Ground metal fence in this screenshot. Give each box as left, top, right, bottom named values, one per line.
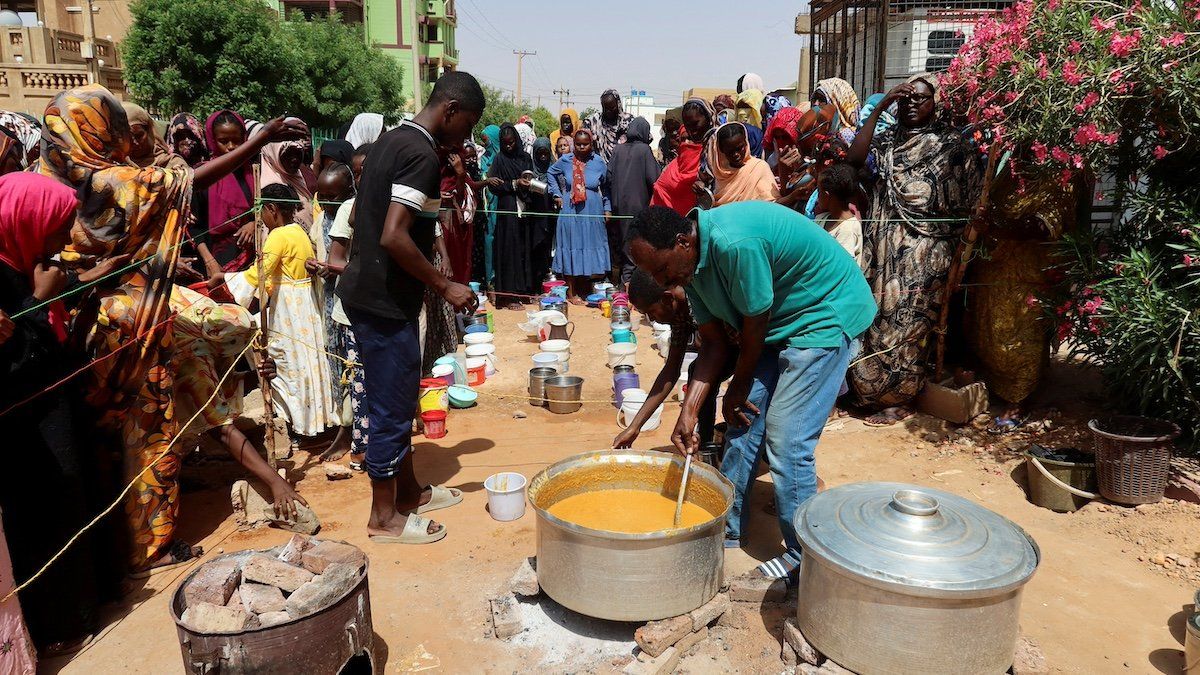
left=808, top=0, right=1013, bottom=100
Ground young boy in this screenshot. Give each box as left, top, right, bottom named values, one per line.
left=815, top=162, right=864, bottom=270
left=336, top=72, right=485, bottom=545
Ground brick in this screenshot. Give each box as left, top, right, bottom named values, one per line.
left=240, top=582, right=286, bottom=614
left=798, top=661, right=852, bottom=675
left=225, top=588, right=244, bottom=611
left=688, top=593, right=730, bottom=631
left=717, top=606, right=751, bottom=628
left=325, top=464, right=353, bottom=480
left=634, top=615, right=692, bottom=658
left=298, top=540, right=366, bottom=575
left=782, top=641, right=798, bottom=667
left=285, top=563, right=359, bottom=618
left=242, top=554, right=314, bottom=592
left=728, top=573, right=786, bottom=603
left=509, top=557, right=539, bottom=597
left=675, top=626, right=708, bottom=655
left=182, top=559, right=241, bottom=608
left=623, top=646, right=680, bottom=675
left=1012, top=636, right=1048, bottom=675
left=490, top=595, right=523, bottom=639
left=181, top=602, right=250, bottom=633
left=277, top=534, right=314, bottom=565
left=258, top=611, right=292, bottom=628
left=784, top=618, right=824, bottom=666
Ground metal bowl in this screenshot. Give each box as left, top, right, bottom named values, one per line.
left=527, top=450, right=734, bottom=621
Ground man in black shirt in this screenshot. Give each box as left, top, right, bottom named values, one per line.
left=337, top=72, right=484, bottom=544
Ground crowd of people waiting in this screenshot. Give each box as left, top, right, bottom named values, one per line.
left=0, top=65, right=987, bottom=670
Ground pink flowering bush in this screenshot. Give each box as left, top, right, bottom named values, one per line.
left=945, top=0, right=1200, bottom=441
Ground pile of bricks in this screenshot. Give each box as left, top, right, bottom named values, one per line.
left=178, top=535, right=366, bottom=634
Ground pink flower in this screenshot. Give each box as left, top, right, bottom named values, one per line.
left=1067, top=40, right=1082, bottom=54
left=1164, top=60, right=1181, bottom=72
left=1181, top=229, right=1193, bottom=237
left=1184, top=254, right=1195, bottom=267
left=1153, top=145, right=1169, bottom=160
left=1074, top=91, right=1101, bottom=114
left=1110, top=31, right=1142, bottom=57
left=1024, top=294, right=1039, bottom=309
left=1058, top=168, right=1074, bottom=188
left=1063, top=61, right=1085, bottom=86
left=1051, top=146, right=1071, bottom=164
left=1095, top=191, right=1106, bottom=201
left=1071, top=153, right=1085, bottom=168
left=1091, top=16, right=1116, bottom=31
left=1160, top=32, right=1186, bottom=47
left=1056, top=322, right=1073, bottom=342
left=1031, top=141, right=1048, bottom=163
left=1047, top=0, right=1059, bottom=9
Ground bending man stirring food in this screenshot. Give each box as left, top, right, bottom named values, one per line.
left=626, top=202, right=876, bottom=580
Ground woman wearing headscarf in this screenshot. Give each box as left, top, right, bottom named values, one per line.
left=261, top=138, right=317, bottom=230
left=0, top=110, right=41, bottom=168
left=0, top=173, right=120, bottom=657
left=122, top=102, right=185, bottom=170
left=813, top=77, right=862, bottom=131
left=650, top=98, right=715, bottom=216
left=584, top=89, right=634, bottom=163
left=858, top=93, right=898, bottom=135
left=734, top=89, right=765, bottom=129
left=529, top=137, right=556, bottom=280
left=166, top=113, right=208, bottom=168
left=344, top=112, right=385, bottom=149
left=736, top=73, right=765, bottom=94
left=38, top=85, right=308, bottom=573
left=712, top=95, right=736, bottom=126
left=546, top=129, right=611, bottom=303
left=706, top=122, right=779, bottom=206
left=0, top=127, right=21, bottom=176
left=607, top=117, right=661, bottom=285
left=315, top=139, right=354, bottom=174
left=200, top=110, right=256, bottom=274
left=515, top=122, right=536, bottom=158
left=487, top=124, right=537, bottom=307
left=846, top=74, right=983, bottom=423
left=477, top=124, right=501, bottom=287
left=742, top=123, right=764, bottom=159
left=549, top=108, right=580, bottom=158
left=761, top=93, right=793, bottom=130
left=440, top=142, right=481, bottom=286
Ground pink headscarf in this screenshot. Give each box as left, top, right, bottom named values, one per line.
left=0, top=173, right=79, bottom=341
left=260, top=140, right=315, bottom=228
left=763, top=104, right=811, bottom=155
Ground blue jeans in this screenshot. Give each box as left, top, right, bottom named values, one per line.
left=346, top=307, right=421, bottom=481
left=720, top=336, right=857, bottom=556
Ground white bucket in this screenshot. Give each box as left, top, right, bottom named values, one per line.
left=532, top=352, right=561, bottom=373
left=539, top=339, right=571, bottom=355
left=606, top=343, right=638, bottom=368
left=484, top=472, right=527, bottom=521
left=651, top=321, right=671, bottom=337
left=616, top=388, right=663, bottom=432
left=655, top=332, right=672, bottom=355
left=464, top=332, right=495, bottom=346
left=465, top=343, right=495, bottom=378
left=431, top=363, right=455, bottom=384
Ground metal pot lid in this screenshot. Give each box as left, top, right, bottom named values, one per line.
left=795, top=482, right=1039, bottom=597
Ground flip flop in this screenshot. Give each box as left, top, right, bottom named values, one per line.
left=988, top=414, right=1028, bottom=435
left=369, top=514, right=447, bottom=545
left=129, top=540, right=203, bottom=579
left=416, top=485, right=463, bottom=514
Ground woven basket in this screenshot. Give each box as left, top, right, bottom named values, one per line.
left=1089, top=416, right=1180, bottom=505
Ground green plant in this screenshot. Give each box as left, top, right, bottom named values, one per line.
left=473, top=84, right=556, bottom=139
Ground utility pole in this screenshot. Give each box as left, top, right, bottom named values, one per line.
left=554, top=87, right=571, bottom=111
left=512, top=49, right=536, bottom=107
left=71, top=0, right=99, bottom=84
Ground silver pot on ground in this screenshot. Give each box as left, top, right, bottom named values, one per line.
left=795, top=482, right=1039, bottom=675
left=527, top=450, right=734, bottom=621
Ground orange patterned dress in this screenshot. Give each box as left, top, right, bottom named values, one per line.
left=38, top=85, right=198, bottom=570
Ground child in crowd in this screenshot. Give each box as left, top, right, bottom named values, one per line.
left=214, top=182, right=341, bottom=450
left=815, top=162, right=864, bottom=269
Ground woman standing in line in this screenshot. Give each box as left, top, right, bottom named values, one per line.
left=547, top=129, right=611, bottom=304
left=487, top=124, right=536, bottom=307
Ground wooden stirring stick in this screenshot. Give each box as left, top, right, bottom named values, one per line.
left=674, top=453, right=693, bottom=528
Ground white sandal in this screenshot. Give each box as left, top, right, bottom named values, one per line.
left=369, top=514, right=447, bottom=544
left=416, top=485, right=463, bottom=514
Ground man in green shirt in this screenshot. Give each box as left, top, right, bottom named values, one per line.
left=628, top=202, right=876, bottom=579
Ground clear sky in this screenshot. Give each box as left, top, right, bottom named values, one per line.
left=452, top=0, right=807, bottom=109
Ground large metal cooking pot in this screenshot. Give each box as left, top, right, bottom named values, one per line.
left=527, top=450, right=734, bottom=621
left=795, top=482, right=1039, bottom=675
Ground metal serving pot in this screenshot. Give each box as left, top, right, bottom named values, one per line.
left=795, top=482, right=1040, bottom=675
left=527, top=450, right=734, bottom=621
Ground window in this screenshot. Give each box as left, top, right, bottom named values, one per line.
left=925, top=55, right=954, bottom=72
left=927, top=29, right=965, bottom=54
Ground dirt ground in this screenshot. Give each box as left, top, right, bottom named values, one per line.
left=45, top=304, right=1198, bottom=674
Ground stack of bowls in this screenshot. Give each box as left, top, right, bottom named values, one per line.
left=539, top=339, right=571, bottom=374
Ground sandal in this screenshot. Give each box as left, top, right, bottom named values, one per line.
left=130, top=540, right=203, bottom=579
left=369, top=514, right=447, bottom=545
left=416, top=485, right=463, bottom=515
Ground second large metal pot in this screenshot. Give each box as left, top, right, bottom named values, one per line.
left=795, top=482, right=1040, bottom=675
left=527, top=450, right=734, bottom=621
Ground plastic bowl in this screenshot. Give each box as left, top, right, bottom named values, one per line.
left=464, top=332, right=495, bottom=346
left=448, top=384, right=478, bottom=408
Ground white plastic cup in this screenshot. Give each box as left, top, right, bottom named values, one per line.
left=484, top=472, right=527, bottom=521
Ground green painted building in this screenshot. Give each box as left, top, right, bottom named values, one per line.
left=266, top=0, right=458, bottom=105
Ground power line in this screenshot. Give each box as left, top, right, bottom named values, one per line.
left=458, top=0, right=516, bottom=50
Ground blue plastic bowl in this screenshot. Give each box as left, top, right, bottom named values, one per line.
left=448, top=385, right=478, bottom=408
left=464, top=324, right=489, bottom=334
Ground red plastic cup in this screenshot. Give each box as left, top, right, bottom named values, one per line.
left=421, top=410, right=447, bottom=439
